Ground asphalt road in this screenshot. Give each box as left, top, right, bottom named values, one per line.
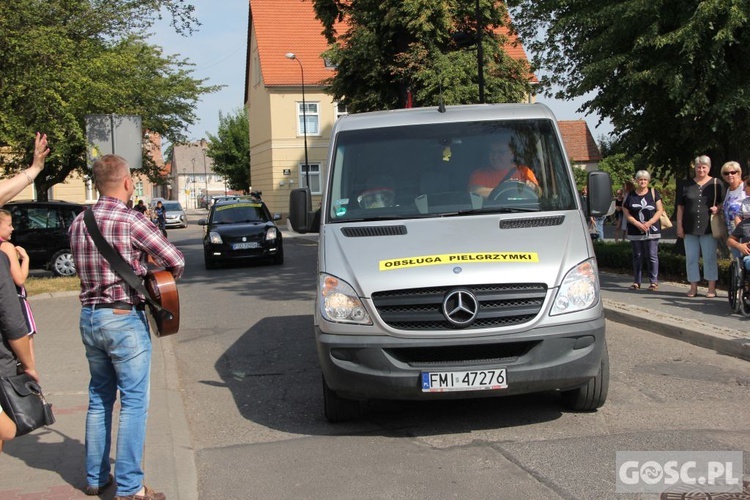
left=167, top=221, right=749, bottom=500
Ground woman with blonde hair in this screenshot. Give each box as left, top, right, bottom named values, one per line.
left=720, top=161, right=746, bottom=258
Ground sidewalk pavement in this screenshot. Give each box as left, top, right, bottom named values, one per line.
left=1, top=240, right=747, bottom=498
left=0, top=293, right=197, bottom=500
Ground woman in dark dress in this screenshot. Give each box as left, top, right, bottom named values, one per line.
left=623, top=171, right=664, bottom=291
left=676, top=155, right=724, bottom=298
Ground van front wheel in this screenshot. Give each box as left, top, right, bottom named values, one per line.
left=322, top=375, right=361, bottom=422
left=561, top=344, right=609, bottom=411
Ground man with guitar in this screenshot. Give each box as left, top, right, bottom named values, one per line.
left=69, top=155, right=184, bottom=500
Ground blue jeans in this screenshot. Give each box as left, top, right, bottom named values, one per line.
left=631, top=239, right=659, bottom=285
left=744, top=255, right=750, bottom=272
left=683, top=233, right=718, bottom=283
left=80, top=307, right=151, bottom=497
left=595, top=216, right=605, bottom=240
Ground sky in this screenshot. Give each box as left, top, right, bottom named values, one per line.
left=149, top=1, right=614, bottom=145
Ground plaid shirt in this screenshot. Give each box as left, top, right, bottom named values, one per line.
left=69, top=196, right=185, bottom=306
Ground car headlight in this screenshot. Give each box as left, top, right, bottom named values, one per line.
left=265, top=227, right=278, bottom=241
left=319, top=274, right=372, bottom=325
left=208, top=231, right=223, bottom=244
left=550, top=258, right=599, bottom=316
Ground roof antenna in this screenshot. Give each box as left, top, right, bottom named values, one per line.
left=438, top=79, right=446, bottom=113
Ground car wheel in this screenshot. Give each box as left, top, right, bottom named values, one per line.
left=272, top=248, right=284, bottom=265
left=560, top=342, right=609, bottom=411
left=50, top=250, right=77, bottom=277
left=322, top=375, right=361, bottom=422
left=204, top=254, right=217, bottom=270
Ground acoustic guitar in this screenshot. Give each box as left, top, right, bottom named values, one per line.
left=144, top=269, right=180, bottom=337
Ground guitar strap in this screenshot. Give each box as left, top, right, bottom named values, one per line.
left=83, top=209, right=173, bottom=320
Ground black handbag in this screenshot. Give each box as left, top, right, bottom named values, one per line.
left=0, top=373, right=55, bottom=436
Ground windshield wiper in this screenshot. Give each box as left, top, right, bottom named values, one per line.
left=334, top=215, right=407, bottom=223
left=447, top=206, right=540, bottom=216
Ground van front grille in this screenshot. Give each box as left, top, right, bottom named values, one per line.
left=384, top=341, right=538, bottom=367
left=371, top=283, right=547, bottom=330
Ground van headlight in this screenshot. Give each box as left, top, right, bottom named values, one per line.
left=319, top=274, right=372, bottom=325
left=550, top=258, right=599, bottom=315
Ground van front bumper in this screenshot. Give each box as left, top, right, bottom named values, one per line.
left=316, top=316, right=606, bottom=401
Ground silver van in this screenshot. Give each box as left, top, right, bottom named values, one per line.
left=289, top=103, right=612, bottom=421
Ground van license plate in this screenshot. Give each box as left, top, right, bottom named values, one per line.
left=232, top=242, right=259, bottom=250
left=421, top=369, right=507, bottom=392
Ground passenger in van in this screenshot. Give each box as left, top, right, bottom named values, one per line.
left=357, top=175, right=396, bottom=209
left=468, top=139, right=540, bottom=199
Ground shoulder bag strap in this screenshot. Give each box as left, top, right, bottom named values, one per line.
left=83, top=209, right=164, bottom=313
left=713, top=177, right=719, bottom=206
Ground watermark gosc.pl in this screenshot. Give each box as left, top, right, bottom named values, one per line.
left=616, top=451, right=743, bottom=493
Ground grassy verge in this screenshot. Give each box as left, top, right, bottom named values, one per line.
left=25, top=276, right=80, bottom=296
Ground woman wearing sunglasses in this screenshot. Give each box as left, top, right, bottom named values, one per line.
left=721, top=161, right=747, bottom=258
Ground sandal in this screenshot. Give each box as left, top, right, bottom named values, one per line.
left=686, top=289, right=697, bottom=298
left=629, top=283, right=640, bottom=290
left=648, top=283, right=658, bottom=291
left=706, top=290, right=717, bottom=298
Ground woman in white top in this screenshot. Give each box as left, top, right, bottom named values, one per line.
left=720, top=161, right=746, bottom=258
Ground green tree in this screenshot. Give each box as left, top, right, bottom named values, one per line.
left=205, top=108, right=251, bottom=193
left=507, top=0, right=750, bottom=179
left=312, top=0, right=533, bottom=112
left=0, top=0, right=219, bottom=200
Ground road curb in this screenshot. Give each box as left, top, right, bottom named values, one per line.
left=603, top=299, right=750, bottom=361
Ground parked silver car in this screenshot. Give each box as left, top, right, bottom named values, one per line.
left=149, top=199, right=187, bottom=228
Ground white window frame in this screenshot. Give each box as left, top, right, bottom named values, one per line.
left=297, top=102, right=320, bottom=136
left=299, top=163, right=322, bottom=195
left=334, top=101, right=348, bottom=121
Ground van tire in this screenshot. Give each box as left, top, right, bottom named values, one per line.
left=322, top=375, right=361, bottom=422
left=561, top=343, right=609, bottom=411
left=50, top=250, right=77, bottom=277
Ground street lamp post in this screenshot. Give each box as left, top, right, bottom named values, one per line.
left=201, top=143, right=209, bottom=206
left=191, top=158, right=197, bottom=209
left=285, top=52, right=311, bottom=190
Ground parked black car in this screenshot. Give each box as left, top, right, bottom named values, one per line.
left=5, top=200, right=87, bottom=277
left=199, top=199, right=283, bottom=269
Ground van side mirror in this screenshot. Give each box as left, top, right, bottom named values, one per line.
left=586, top=171, right=612, bottom=217
left=289, top=188, right=320, bottom=233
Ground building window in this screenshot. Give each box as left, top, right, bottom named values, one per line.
left=300, top=163, right=322, bottom=195
left=135, top=181, right=144, bottom=197
left=297, top=102, right=319, bottom=135
left=335, top=102, right=348, bottom=121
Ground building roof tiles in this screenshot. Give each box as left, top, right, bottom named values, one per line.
left=558, top=120, right=603, bottom=163
left=249, top=0, right=533, bottom=87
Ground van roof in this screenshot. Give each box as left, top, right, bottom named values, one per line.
left=333, top=103, right=557, bottom=133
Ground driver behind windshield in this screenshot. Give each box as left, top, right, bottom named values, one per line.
left=468, top=138, right=539, bottom=198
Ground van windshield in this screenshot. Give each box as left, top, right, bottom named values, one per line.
left=327, top=119, right=578, bottom=222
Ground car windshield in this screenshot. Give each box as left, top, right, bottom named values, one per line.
left=326, top=119, right=578, bottom=222
left=211, top=203, right=268, bottom=224
left=163, top=202, right=183, bottom=211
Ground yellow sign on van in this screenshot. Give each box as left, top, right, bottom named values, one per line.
left=379, top=252, right=539, bottom=271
